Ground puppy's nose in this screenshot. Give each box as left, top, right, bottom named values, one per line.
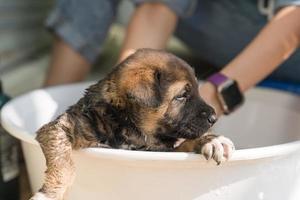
left=208, top=114, right=217, bottom=125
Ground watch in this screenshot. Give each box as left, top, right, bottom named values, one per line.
left=207, top=73, right=244, bottom=115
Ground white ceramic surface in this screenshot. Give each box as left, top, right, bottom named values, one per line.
left=1, top=82, right=300, bottom=200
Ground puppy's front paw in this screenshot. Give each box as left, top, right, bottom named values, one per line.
left=196, top=135, right=235, bottom=165
left=30, top=192, right=53, bottom=200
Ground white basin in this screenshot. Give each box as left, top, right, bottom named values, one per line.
left=1, top=82, right=300, bottom=200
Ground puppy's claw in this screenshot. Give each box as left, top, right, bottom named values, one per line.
left=201, top=143, right=213, bottom=160
left=212, top=138, right=224, bottom=164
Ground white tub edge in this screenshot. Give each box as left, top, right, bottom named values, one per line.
left=2, top=109, right=300, bottom=163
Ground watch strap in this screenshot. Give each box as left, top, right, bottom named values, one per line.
left=207, top=73, right=228, bottom=86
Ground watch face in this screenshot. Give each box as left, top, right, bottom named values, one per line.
left=219, top=80, right=244, bottom=113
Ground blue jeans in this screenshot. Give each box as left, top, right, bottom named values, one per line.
left=46, top=0, right=300, bottom=83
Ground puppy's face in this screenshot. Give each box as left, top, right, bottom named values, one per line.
left=103, top=49, right=216, bottom=140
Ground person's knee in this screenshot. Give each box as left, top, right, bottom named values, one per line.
left=46, top=0, right=120, bottom=63
left=137, top=2, right=175, bottom=17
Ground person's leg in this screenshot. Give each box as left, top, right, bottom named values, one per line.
left=119, top=2, right=177, bottom=62
left=44, top=0, right=120, bottom=87
left=44, top=37, right=91, bottom=86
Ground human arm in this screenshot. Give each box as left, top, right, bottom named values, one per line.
left=200, top=6, right=300, bottom=116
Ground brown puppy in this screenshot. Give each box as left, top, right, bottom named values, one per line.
left=30, top=49, right=234, bottom=200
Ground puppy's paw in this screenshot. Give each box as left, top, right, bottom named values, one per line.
left=30, top=192, right=53, bottom=200
left=196, top=135, right=235, bottom=165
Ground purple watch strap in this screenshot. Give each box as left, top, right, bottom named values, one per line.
left=207, top=73, right=228, bottom=86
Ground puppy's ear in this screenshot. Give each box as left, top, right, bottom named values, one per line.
left=125, top=69, right=162, bottom=107
left=85, top=76, right=126, bottom=108
left=101, top=78, right=126, bottom=107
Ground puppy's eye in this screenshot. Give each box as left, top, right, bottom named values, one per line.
left=175, top=96, right=186, bottom=101
left=174, top=91, right=188, bottom=102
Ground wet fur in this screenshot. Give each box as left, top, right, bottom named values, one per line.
left=32, top=49, right=228, bottom=200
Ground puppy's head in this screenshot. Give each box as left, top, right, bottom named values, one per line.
left=99, top=49, right=216, bottom=140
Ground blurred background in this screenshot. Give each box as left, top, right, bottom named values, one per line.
left=0, top=0, right=52, bottom=96
left=0, top=0, right=204, bottom=98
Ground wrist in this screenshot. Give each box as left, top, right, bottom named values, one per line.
left=206, top=72, right=244, bottom=115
